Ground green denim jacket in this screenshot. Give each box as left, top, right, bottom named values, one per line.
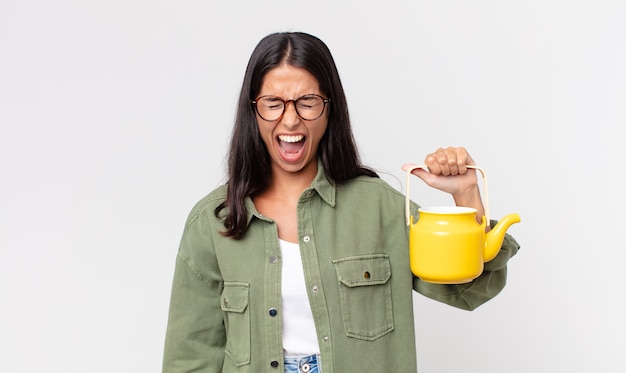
left=163, top=162, right=520, bottom=372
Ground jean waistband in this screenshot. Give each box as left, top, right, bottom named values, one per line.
left=284, top=354, right=320, bottom=373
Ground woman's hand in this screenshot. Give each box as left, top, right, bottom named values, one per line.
left=403, top=147, right=487, bottom=224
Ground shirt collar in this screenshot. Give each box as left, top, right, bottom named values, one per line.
left=309, top=158, right=336, bottom=207
left=246, top=159, right=336, bottom=224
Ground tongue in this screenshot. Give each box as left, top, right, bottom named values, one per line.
left=281, top=139, right=304, bottom=153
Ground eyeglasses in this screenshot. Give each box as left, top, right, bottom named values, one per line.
left=252, top=94, right=330, bottom=121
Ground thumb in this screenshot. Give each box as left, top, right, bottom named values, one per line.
left=402, top=163, right=432, bottom=183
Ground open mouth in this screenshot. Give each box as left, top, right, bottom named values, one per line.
left=278, top=134, right=306, bottom=160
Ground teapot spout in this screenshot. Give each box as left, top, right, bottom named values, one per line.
left=484, top=213, right=521, bottom=262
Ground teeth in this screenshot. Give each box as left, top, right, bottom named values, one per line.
left=278, top=135, right=304, bottom=143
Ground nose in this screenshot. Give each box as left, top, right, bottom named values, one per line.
left=281, top=100, right=300, bottom=127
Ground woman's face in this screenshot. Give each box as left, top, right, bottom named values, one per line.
left=255, top=64, right=329, bottom=179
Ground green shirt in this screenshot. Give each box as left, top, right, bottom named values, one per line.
left=163, top=162, right=520, bottom=372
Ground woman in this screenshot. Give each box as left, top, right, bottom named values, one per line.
left=163, top=31, right=519, bottom=373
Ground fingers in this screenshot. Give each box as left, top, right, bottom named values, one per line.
left=424, top=147, right=473, bottom=176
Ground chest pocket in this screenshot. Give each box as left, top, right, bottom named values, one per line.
left=332, top=254, right=394, bottom=341
left=220, top=282, right=250, bottom=366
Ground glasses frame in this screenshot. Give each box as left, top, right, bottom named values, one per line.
left=252, top=94, right=331, bottom=122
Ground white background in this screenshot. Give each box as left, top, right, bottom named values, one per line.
left=1, top=1, right=624, bottom=372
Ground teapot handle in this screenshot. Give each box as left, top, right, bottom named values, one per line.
left=404, top=164, right=489, bottom=226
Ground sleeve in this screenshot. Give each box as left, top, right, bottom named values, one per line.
left=162, top=208, right=226, bottom=372
left=413, top=221, right=521, bottom=311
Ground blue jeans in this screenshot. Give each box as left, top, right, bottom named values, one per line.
left=284, top=354, right=321, bottom=373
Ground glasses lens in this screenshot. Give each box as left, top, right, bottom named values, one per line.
left=256, top=96, right=285, bottom=121
left=295, top=95, right=324, bottom=120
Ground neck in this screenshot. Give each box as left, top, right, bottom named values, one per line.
left=265, top=162, right=318, bottom=199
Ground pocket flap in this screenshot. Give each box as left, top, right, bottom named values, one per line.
left=333, top=254, right=391, bottom=287
left=221, top=282, right=249, bottom=313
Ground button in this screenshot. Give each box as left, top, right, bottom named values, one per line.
left=312, top=285, right=319, bottom=292
left=301, top=363, right=311, bottom=372
left=323, top=336, right=329, bottom=342
left=269, top=255, right=278, bottom=264
left=364, top=271, right=371, bottom=279
left=303, top=236, right=310, bottom=242
left=269, top=308, right=278, bottom=317
left=270, top=360, right=279, bottom=368
left=223, top=299, right=229, bottom=306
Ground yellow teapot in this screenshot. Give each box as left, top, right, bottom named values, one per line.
left=404, top=164, right=521, bottom=284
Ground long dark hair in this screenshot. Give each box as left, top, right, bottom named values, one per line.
left=216, top=32, right=377, bottom=239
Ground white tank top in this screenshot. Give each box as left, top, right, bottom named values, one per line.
left=279, top=239, right=320, bottom=354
